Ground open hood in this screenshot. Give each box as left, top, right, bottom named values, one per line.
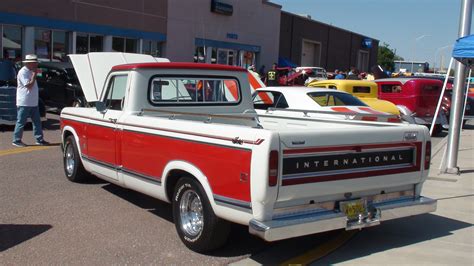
left=69, top=52, right=170, bottom=102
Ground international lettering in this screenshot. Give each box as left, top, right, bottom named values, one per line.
left=290, top=150, right=412, bottom=173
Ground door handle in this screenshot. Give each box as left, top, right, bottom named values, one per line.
left=109, top=118, right=117, bottom=123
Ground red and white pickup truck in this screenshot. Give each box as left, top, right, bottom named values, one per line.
left=60, top=53, right=436, bottom=252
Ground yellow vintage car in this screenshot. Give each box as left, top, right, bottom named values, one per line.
left=307, top=79, right=400, bottom=115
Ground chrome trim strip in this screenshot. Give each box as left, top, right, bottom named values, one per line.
left=283, top=147, right=414, bottom=158
left=82, top=155, right=118, bottom=170
left=214, top=194, right=252, bottom=211
left=121, top=168, right=162, bottom=185
left=249, top=196, right=437, bottom=242
left=282, top=163, right=413, bottom=180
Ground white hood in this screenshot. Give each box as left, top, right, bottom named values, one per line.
left=69, top=52, right=170, bottom=102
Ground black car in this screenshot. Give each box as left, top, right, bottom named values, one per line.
left=0, top=60, right=46, bottom=125
left=37, top=62, right=86, bottom=110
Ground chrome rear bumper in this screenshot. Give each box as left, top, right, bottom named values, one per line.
left=249, top=196, right=437, bottom=242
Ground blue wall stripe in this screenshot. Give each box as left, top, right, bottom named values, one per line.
left=0, top=11, right=166, bottom=41
left=195, top=38, right=260, bottom=53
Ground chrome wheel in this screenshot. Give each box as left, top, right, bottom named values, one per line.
left=65, top=142, right=75, bottom=176
left=179, top=190, right=204, bottom=237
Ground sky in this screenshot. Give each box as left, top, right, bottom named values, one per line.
left=271, top=0, right=473, bottom=69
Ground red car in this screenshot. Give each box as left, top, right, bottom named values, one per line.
left=375, top=78, right=449, bottom=134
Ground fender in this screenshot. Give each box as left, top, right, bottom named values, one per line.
left=162, top=160, right=214, bottom=204
left=161, top=160, right=253, bottom=225
left=61, top=125, right=86, bottom=166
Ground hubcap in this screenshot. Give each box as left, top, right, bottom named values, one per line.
left=65, top=143, right=75, bottom=176
left=179, top=190, right=204, bottom=237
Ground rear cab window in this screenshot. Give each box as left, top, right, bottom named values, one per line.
left=149, top=76, right=240, bottom=105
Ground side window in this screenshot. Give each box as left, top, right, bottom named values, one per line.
left=328, top=85, right=337, bottom=90
left=105, top=75, right=128, bottom=111
left=381, top=84, right=402, bottom=93
left=353, top=86, right=371, bottom=93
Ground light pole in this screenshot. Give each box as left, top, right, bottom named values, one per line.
left=411, top=34, right=431, bottom=73
left=434, top=44, right=454, bottom=73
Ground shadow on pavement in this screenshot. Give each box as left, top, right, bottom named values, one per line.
left=0, top=224, right=52, bottom=252
left=101, top=184, right=173, bottom=223
left=319, top=213, right=472, bottom=264
left=100, top=182, right=337, bottom=259
left=43, top=117, right=60, bottom=130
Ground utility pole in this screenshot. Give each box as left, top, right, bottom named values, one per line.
left=444, top=0, right=472, bottom=174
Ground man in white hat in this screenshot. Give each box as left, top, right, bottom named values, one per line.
left=12, top=54, right=49, bottom=147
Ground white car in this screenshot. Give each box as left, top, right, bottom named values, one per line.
left=253, top=86, right=401, bottom=122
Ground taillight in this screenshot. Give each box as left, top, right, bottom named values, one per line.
left=269, top=150, right=279, bottom=187
left=425, top=141, right=431, bottom=170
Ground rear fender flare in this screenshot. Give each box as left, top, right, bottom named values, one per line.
left=161, top=160, right=216, bottom=209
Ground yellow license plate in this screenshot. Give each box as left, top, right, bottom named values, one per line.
left=340, top=199, right=367, bottom=220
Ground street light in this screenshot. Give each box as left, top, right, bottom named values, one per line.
left=411, top=34, right=431, bottom=73
left=434, top=44, right=454, bottom=73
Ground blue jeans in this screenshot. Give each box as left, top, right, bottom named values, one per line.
left=13, top=106, right=44, bottom=143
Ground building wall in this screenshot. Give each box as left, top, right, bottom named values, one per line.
left=0, top=0, right=167, bottom=34
left=279, top=11, right=379, bottom=72
left=166, top=0, right=281, bottom=68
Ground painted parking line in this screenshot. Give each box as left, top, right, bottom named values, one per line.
left=0, top=146, right=55, bottom=157
left=281, top=230, right=357, bottom=265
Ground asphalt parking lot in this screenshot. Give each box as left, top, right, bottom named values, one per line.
left=0, top=114, right=471, bottom=264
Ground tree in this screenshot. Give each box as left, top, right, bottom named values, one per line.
left=377, top=43, right=402, bottom=72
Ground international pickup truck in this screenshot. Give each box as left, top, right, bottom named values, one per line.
left=60, top=53, right=436, bottom=252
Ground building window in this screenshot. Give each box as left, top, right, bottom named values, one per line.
left=35, top=29, right=69, bottom=62
left=112, top=37, right=125, bottom=52
left=193, top=46, right=205, bottom=63
left=76, top=33, right=103, bottom=54
left=89, top=35, right=103, bottom=52
left=113, top=37, right=137, bottom=53
left=1, top=24, right=22, bottom=62
left=76, top=33, right=88, bottom=54
left=211, top=48, right=217, bottom=64
left=143, top=40, right=163, bottom=57
left=125, top=38, right=137, bottom=53
left=240, top=51, right=255, bottom=69
left=52, top=31, right=68, bottom=62
left=35, top=28, right=51, bottom=61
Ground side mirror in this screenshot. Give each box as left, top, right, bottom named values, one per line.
left=96, top=102, right=107, bottom=113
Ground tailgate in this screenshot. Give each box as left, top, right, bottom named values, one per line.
left=276, top=125, right=427, bottom=203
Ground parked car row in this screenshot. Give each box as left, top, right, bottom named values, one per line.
left=305, top=77, right=474, bottom=135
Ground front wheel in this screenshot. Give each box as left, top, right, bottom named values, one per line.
left=172, top=177, right=230, bottom=252
left=63, top=135, right=91, bottom=182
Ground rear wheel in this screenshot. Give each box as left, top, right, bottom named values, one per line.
left=63, top=135, right=91, bottom=182
left=172, top=177, right=230, bottom=252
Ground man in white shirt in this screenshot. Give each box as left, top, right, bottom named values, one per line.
left=12, top=54, right=49, bottom=147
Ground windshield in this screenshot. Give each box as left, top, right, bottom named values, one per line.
left=308, top=91, right=367, bottom=107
